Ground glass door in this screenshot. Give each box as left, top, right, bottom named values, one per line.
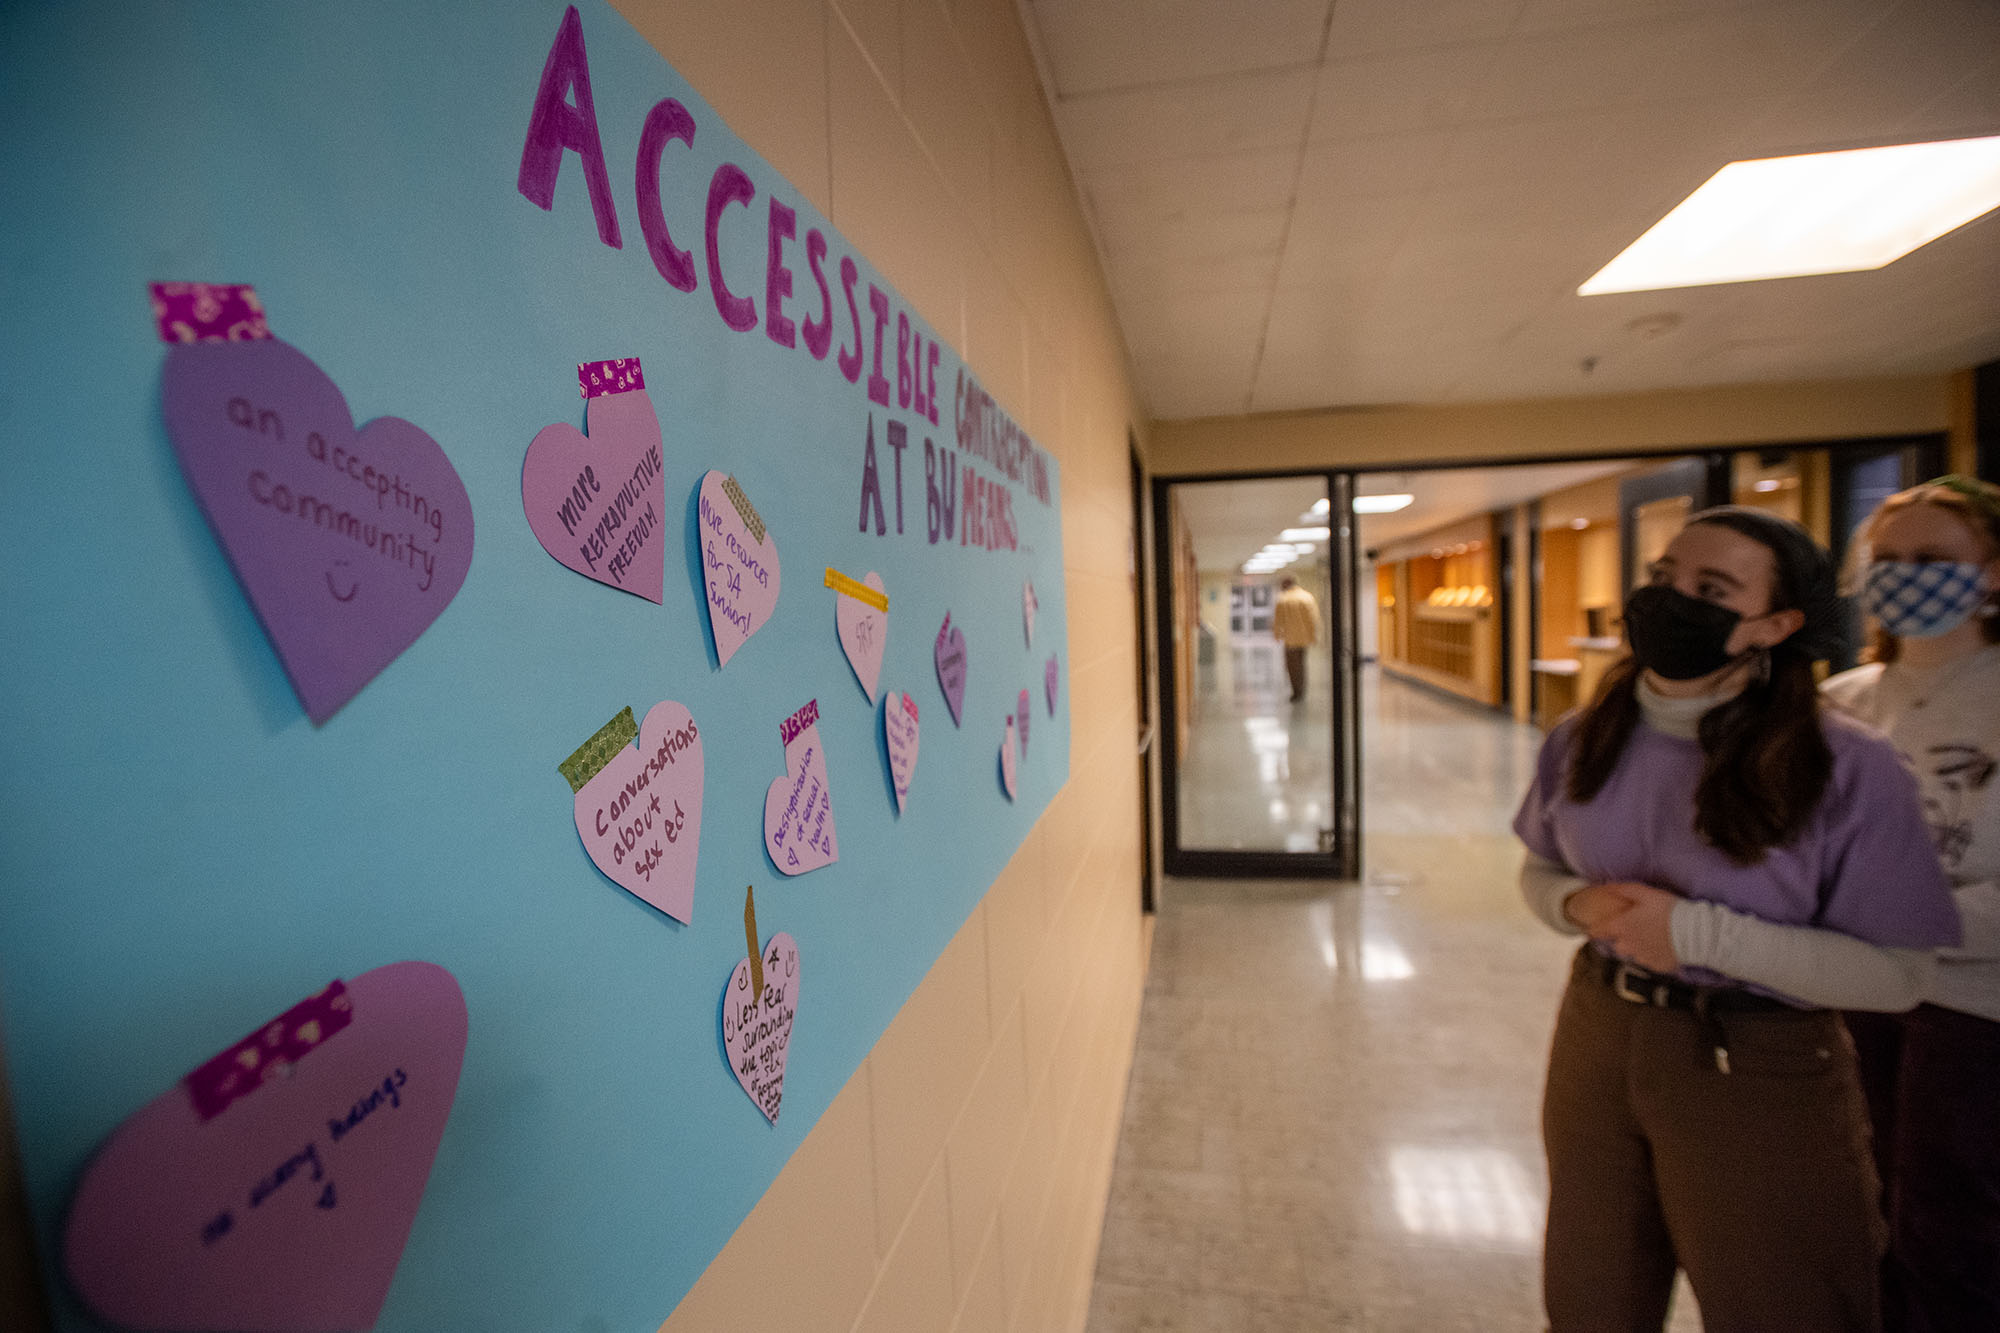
left=1153, top=472, right=1353, bottom=877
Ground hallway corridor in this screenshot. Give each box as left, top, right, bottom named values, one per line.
left=1087, top=669, right=1700, bottom=1331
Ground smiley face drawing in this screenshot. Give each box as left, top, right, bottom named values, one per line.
left=325, top=559, right=359, bottom=603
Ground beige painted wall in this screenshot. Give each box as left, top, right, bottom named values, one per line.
left=604, top=2, right=1152, bottom=1331
left=1149, top=375, right=1953, bottom=476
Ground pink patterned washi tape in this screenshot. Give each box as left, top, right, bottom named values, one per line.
left=578, top=357, right=645, bottom=398
left=148, top=282, right=271, bottom=344
left=901, top=694, right=919, bottom=722
left=182, top=979, right=354, bottom=1122
left=779, top=699, right=821, bottom=747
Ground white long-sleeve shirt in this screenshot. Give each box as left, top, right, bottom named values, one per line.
left=1823, top=645, right=2000, bottom=1023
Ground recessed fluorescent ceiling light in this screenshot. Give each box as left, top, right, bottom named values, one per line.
left=1579, top=135, right=2000, bottom=295
left=1353, top=494, right=1414, bottom=514
left=1281, top=526, right=1332, bottom=542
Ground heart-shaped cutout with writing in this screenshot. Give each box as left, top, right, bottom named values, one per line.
left=697, top=470, right=780, bottom=667
left=1024, top=579, right=1037, bottom=646
left=765, top=700, right=839, bottom=876
left=162, top=339, right=474, bottom=725
left=721, top=932, right=800, bottom=1123
left=523, top=388, right=665, bottom=602
left=1045, top=656, right=1060, bottom=715
left=574, top=701, right=704, bottom=924
left=836, top=571, right=887, bottom=702
left=883, top=691, right=920, bottom=814
left=1000, top=716, right=1018, bottom=800
left=1017, top=688, right=1031, bottom=755
left=64, top=961, right=468, bottom=1332
left=934, top=613, right=967, bottom=727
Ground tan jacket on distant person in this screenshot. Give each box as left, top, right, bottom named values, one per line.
left=1273, top=584, right=1320, bottom=647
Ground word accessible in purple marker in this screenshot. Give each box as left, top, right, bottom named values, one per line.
left=564, top=701, right=704, bottom=924
left=883, top=691, right=920, bottom=814
left=721, top=932, right=800, bottom=1123
left=64, top=963, right=467, bottom=1332
left=697, top=470, right=780, bottom=667
left=765, top=700, right=838, bottom=875
left=523, top=358, right=664, bottom=602
left=159, top=310, right=473, bottom=725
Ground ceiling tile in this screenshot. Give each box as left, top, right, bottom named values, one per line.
left=1293, top=129, right=1456, bottom=201
left=1052, top=67, right=1316, bottom=172
left=1324, top=0, right=1527, bottom=57
left=1092, top=204, right=1290, bottom=262
left=1084, top=148, right=1301, bottom=223
left=1310, top=42, right=1510, bottom=140
left=1109, top=248, right=1280, bottom=302
left=1028, top=0, right=1332, bottom=97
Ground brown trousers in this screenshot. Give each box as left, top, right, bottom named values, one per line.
left=1542, top=947, right=1884, bottom=1333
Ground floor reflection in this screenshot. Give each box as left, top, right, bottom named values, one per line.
left=1090, top=669, right=1704, bottom=1331
left=1178, top=641, right=1331, bottom=852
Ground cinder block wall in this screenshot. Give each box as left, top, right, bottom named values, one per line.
left=604, top=2, right=1153, bottom=1329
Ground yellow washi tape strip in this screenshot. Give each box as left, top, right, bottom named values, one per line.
left=823, top=567, right=888, bottom=613
left=557, top=706, right=638, bottom=793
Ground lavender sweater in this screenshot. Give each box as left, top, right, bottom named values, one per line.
left=1516, top=701, right=1960, bottom=995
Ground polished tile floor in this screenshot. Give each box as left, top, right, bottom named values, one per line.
left=1088, top=667, right=1703, bottom=1331
left=1175, top=641, right=1335, bottom=853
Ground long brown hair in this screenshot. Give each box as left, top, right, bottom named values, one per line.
left=1566, top=517, right=1835, bottom=865
left=1853, top=477, right=2000, bottom=663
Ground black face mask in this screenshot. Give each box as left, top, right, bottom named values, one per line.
left=1622, top=584, right=1743, bottom=681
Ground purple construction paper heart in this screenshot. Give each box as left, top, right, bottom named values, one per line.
left=1017, top=689, right=1031, bottom=755
left=934, top=613, right=967, bottom=727
left=765, top=701, right=838, bottom=876
left=720, top=932, right=799, bottom=1123
left=1000, top=716, right=1018, bottom=800
left=64, top=962, right=467, bottom=1332
left=161, top=338, right=473, bottom=724
left=835, top=571, right=886, bottom=703
left=1045, top=655, right=1060, bottom=716
left=574, top=700, right=703, bottom=923
left=697, top=470, right=780, bottom=667
left=523, top=388, right=665, bottom=602
left=883, top=691, right=920, bottom=814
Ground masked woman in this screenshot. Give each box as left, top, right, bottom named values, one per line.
left=1514, top=507, right=1959, bottom=1333
left=1823, top=475, right=2000, bottom=1333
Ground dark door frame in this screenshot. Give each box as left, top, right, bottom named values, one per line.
left=1151, top=469, right=1354, bottom=879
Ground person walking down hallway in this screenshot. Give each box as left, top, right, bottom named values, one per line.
left=1825, top=475, right=2000, bottom=1333
left=1273, top=575, right=1320, bottom=703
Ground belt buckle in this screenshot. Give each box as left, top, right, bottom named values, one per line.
left=1611, top=963, right=1661, bottom=1006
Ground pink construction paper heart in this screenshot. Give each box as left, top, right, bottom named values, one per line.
left=934, top=613, right=967, bottom=727
left=1016, top=688, right=1031, bottom=755
left=835, top=571, right=887, bottom=703
left=573, top=701, right=704, bottom=924
left=1000, top=716, right=1018, bottom=800
left=1045, top=656, right=1060, bottom=716
left=161, top=338, right=474, bottom=725
left=697, top=470, right=780, bottom=667
left=765, top=701, right=838, bottom=876
left=720, top=932, right=800, bottom=1124
left=883, top=691, right=920, bottom=814
left=1023, top=579, right=1037, bottom=646
left=63, top=962, right=468, bottom=1332
left=522, top=387, right=665, bottom=602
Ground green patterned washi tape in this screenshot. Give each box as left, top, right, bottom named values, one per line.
left=558, top=706, right=638, bottom=793
left=721, top=475, right=766, bottom=544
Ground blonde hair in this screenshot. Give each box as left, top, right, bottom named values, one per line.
left=1850, top=475, right=2000, bottom=662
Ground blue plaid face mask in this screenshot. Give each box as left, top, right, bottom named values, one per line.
left=1863, top=560, right=1988, bottom=638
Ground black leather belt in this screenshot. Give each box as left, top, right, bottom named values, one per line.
left=1587, top=950, right=1789, bottom=1015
